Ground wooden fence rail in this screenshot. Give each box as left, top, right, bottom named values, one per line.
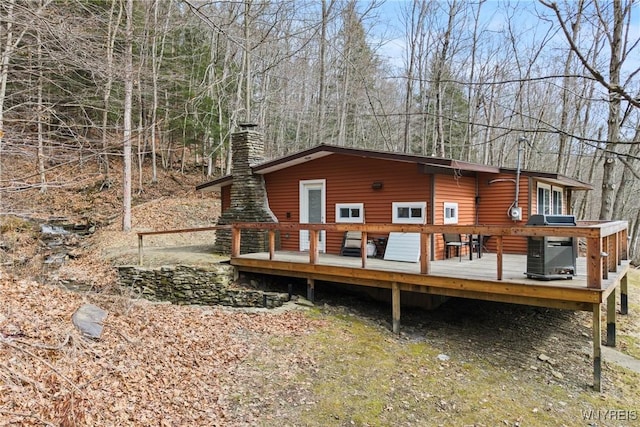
left=137, top=226, right=230, bottom=266
left=231, top=221, right=629, bottom=290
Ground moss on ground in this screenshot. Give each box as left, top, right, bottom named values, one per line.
left=230, top=271, right=640, bottom=427
left=283, top=312, right=640, bottom=427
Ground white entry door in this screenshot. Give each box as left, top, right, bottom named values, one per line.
left=300, top=180, right=326, bottom=252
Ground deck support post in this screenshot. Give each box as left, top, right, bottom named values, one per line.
left=392, top=282, right=400, bottom=334
left=307, top=278, right=315, bottom=303
left=592, top=303, right=602, bottom=392
left=606, top=291, right=616, bottom=347
left=621, top=273, right=628, bottom=315
left=138, top=234, right=143, bottom=266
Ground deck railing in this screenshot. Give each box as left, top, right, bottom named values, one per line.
left=137, top=225, right=230, bottom=266
left=230, top=221, right=629, bottom=290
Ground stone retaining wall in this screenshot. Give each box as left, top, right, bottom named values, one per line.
left=117, top=264, right=288, bottom=309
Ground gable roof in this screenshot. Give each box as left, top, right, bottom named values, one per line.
left=196, top=144, right=593, bottom=192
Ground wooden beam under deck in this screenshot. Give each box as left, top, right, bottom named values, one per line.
left=232, top=253, right=627, bottom=306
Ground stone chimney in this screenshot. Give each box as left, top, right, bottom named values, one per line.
left=214, top=125, right=276, bottom=254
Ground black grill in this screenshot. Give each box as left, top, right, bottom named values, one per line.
left=526, top=214, right=577, bottom=280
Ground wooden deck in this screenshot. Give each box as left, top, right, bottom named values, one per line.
left=137, top=220, right=631, bottom=391
left=227, top=221, right=631, bottom=392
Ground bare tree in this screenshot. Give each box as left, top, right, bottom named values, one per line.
left=541, top=0, right=640, bottom=220
left=122, top=0, right=133, bottom=231
left=100, top=0, right=123, bottom=180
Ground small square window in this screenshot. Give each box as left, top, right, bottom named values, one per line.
left=444, top=202, right=458, bottom=224
left=392, top=202, right=426, bottom=224
left=336, top=203, right=364, bottom=223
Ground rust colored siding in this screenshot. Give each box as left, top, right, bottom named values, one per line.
left=221, top=186, right=231, bottom=211
left=433, top=174, right=477, bottom=259
left=477, top=172, right=529, bottom=254
left=264, top=154, right=431, bottom=254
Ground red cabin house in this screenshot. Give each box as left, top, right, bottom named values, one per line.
left=196, top=128, right=592, bottom=260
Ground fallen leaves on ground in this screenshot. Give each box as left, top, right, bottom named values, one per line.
left=0, top=277, right=322, bottom=426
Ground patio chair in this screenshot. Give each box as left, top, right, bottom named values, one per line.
left=340, top=231, right=362, bottom=257
left=443, top=233, right=469, bottom=262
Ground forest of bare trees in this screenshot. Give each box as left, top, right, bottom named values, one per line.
left=0, top=1, right=639, bottom=253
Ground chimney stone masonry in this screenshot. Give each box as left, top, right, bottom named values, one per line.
left=214, top=126, right=276, bottom=254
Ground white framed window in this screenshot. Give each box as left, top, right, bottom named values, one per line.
left=537, top=183, right=563, bottom=215
left=335, top=203, right=364, bottom=223
left=443, top=202, right=458, bottom=224
left=552, top=189, right=563, bottom=215
left=392, top=201, right=426, bottom=224
left=537, top=183, right=551, bottom=215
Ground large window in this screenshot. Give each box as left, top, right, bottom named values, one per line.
left=443, top=202, right=458, bottom=224
left=335, top=203, right=364, bottom=223
left=537, top=183, right=563, bottom=215
left=392, top=202, right=426, bottom=224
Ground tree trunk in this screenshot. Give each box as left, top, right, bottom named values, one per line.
left=0, top=0, right=16, bottom=208
left=556, top=0, right=583, bottom=175
left=36, top=21, right=46, bottom=192
left=598, top=1, right=624, bottom=220
left=101, top=0, right=122, bottom=178
left=122, top=0, right=133, bottom=231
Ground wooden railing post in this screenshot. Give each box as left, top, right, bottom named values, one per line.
left=619, top=229, right=628, bottom=262
left=420, top=232, right=430, bottom=274
left=309, top=229, right=318, bottom=264
left=607, top=233, right=618, bottom=273
left=268, top=229, right=275, bottom=260
left=231, top=226, right=241, bottom=257
left=495, top=236, right=503, bottom=280
left=602, top=236, right=609, bottom=280
left=586, top=237, right=602, bottom=289
left=361, top=231, right=368, bottom=268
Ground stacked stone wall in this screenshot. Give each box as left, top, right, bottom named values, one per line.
left=117, top=265, right=288, bottom=309
left=214, top=129, right=276, bottom=254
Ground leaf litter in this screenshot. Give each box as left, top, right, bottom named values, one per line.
left=0, top=276, right=323, bottom=426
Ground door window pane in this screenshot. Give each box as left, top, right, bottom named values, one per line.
left=308, top=189, right=321, bottom=223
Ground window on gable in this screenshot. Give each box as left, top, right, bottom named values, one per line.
left=335, top=203, right=364, bottom=223
left=444, top=202, right=458, bottom=224
left=392, top=202, right=426, bottom=224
